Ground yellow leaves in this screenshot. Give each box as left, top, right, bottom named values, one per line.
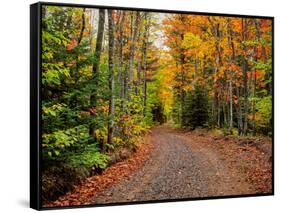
left=100, top=105, right=109, bottom=113
left=155, top=66, right=174, bottom=115
left=113, top=137, right=123, bottom=145
left=87, top=105, right=109, bottom=116
left=183, top=85, right=193, bottom=92
left=43, top=103, right=66, bottom=116
left=209, top=90, right=214, bottom=97
left=95, top=128, right=108, bottom=142
left=182, top=32, right=202, bottom=50
left=78, top=66, right=92, bottom=79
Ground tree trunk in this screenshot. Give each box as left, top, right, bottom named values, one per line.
left=222, top=92, right=227, bottom=126
left=243, top=59, right=249, bottom=136
left=89, top=9, right=105, bottom=138
left=136, top=24, right=144, bottom=96
left=136, top=59, right=142, bottom=96
left=227, top=18, right=234, bottom=132
left=255, top=20, right=268, bottom=64
left=242, top=19, right=249, bottom=136
left=92, top=9, right=105, bottom=78
left=252, top=46, right=258, bottom=136
left=217, top=98, right=221, bottom=127
left=128, top=12, right=140, bottom=94
left=75, top=8, right=86, bottom=77
left=235, top=86, right=243, bottom=135
left=209, top=18, right=223, bottom=127
left=77, top=8, right=85, bottom=45
left=180, top=54, right=185, bottom=127
left=229, top=76, right=233, bottom=130
left=117, top=12, right=124, bottom=96
left=107, top=9, right=115, bottom=149
left=88, top=9, right=95, bottom=50
left=142, top=13, right=149, bottom=116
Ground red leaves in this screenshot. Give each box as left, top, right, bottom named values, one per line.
left=247, top=70, right=265, bottom=79
left=44, top=140, right=154, bottom=207
left=66, top=39, right=78, bottom=51
left=247, top=167, right=272, bottom=192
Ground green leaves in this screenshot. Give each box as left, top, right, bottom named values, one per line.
left=66, top=144, right=109, bottom=169
left=256, top=96, right=272, bottom=127
left=42, top=65, right=70, bottom=86
left=42, top=125, right=91, bottom=159
left=42, top=102, right=80, bottom=133
left=42, top=69, right=61, bottom=85
left=181, top=86, right=209, bottom=128
left=42, top=31, right=68, bottom=46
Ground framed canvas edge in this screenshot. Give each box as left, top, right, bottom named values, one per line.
left=30, top=1, right=275, bottom=210
left=30, top=2, right=43, bottom=210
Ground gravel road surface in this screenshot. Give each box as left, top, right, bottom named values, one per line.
left=92, top=126, right=253, bottom=204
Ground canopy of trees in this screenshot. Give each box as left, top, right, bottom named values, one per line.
left=41, top=6, right=272, bottom=202
left=162, top=15, right=272, bottom=136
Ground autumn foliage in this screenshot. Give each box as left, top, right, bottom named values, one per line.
left=41, top=5, right=272, bottom=205
left=162, top=15, right=272, bottom=135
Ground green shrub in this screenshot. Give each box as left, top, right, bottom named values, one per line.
left=66, top=144, right=109, bottom=169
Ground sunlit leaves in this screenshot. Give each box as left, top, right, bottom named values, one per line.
left=256, top=96, right=272, bottom=128
left=42, top=67, right=70, bottom=86
left=42, top=125, right=91, bottom=158
left=43, top=103, right=67, bottom=117
left=182, top=32, right=202, bottom=50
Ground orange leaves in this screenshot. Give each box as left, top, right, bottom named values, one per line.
left=88, top=107, right=97, bottom=115
left=260, top=19, right=272, bottom=34
left=250, top=47, right=262, bottom=63
left=258, top=81, right=266, bottom=88
left=44, top=140, right=154, bottom=207
left=162, top=13, right=271, bottom=119
left=230, top=18, right=243, bottom=33
left=233, top=95, right=239, bottom=105
left=213, top=75, right=219, bottom=84
left=228, top=63, right=240, bottom=71
left=80, top=111, right=91, bottom=117
left=100, top=105, right=109, bottom=113
left=248, top=70, right=265, bottom=79
left=66, top=39, right=78, bottom=51
left=87, top=105, right=109, bottom=116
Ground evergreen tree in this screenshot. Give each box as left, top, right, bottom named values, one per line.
left=182, top=86, right=209, bottom=128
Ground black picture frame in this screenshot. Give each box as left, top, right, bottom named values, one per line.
left=30, top=1, right=274, bottom=210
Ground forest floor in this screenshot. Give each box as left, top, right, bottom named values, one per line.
left=45, top=125, right=272, bottom=207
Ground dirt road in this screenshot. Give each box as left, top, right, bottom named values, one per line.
left=92, top=126, right=259, bottom=204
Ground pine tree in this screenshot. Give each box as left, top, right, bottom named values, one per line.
left=182, top=86, right=209, bottom=128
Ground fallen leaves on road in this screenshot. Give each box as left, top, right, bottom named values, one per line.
left=180, top=129, right=272, bottom=194
left=44, top=138, right=154, bottom=208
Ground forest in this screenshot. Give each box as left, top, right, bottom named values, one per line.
left=41, top=5, right=272, bottom=206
